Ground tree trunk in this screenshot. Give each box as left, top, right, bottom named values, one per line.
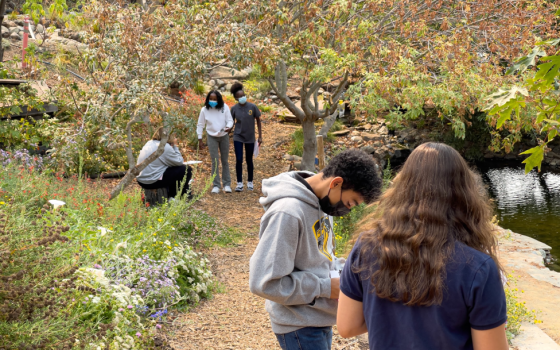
left=0, top=0, right=6, bottom=62
left=301, top=118, right=317, bottom=172
left=319, top=111, right=338, bottom=139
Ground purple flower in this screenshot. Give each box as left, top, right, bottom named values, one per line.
left=118, top=308, right=124, bottom=312
left=156, top=324, right=162, bottom=329
left=136, top=332, right=142, bottom=337
left=127, top=305, right=133, bottom=309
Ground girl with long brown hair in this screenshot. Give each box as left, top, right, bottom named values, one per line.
left=337, top=142, right=508, bottom=350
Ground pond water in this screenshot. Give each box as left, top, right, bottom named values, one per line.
left=476, top=161, right=560, bottom=272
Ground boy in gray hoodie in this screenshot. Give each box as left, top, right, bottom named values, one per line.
left=249, top=149, right=382, bottom=350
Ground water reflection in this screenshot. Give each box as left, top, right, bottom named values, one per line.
left=479, top=163, right=560, bottom=272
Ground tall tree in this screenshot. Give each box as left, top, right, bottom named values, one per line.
left=0, top=0, right=6, bottom=62
left=52, top=0, right=243, bottom=199
left=229, top=0, right=558, bottom=171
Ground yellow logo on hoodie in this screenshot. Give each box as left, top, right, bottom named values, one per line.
left=312, top=217, right=334, bottom=261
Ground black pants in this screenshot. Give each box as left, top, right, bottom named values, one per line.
left=234, top=141, right=254, bottom=183
left=138, top=165, right=192, bottom=198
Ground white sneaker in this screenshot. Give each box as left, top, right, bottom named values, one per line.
left=247, top=181, right=254, bottom=191
left=235, top=182, right=244, bottom=192
left=211, top=186, right=220, bottom=194
left=224, top=185, right=232, bottom=193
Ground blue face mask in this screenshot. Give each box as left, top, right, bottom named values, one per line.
left=208, top=101, right=218, bottom=108
left=238, top=96, right=247, bottom=105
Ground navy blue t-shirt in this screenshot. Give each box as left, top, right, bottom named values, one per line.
left=340, top=240, right=507, bottom=350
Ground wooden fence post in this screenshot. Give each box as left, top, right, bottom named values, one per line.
left=317, top=135, right=325, bottom=170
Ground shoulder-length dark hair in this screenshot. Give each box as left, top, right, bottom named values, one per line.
left=354, top=142, right=502, bottom=306
left=204, top=90, right=225, bottom=110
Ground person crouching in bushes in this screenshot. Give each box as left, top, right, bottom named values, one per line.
left=230, top=82, right=262, bottom=192
left=197, top=90, right=234, bottom=194
left=337, top=142, right=508, bottom=350
left=136, top=127, right=192, bottom=200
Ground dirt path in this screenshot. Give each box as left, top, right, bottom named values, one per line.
left=166, top=116, right=367, bottom=349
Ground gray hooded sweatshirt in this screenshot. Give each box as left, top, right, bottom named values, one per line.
left=249, top=171, right=344, bottom=334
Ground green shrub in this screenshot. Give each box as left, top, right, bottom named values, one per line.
left=505, top=276, right=540, bottom=343
left=193, top=80, right=206, bottom=96
left=0, top=156, right=227, bottom=348
left=289, top=128, right=304, bottom=156
left=258, top=104, right=274, bottom=113
left=244, top=79, right=271, bottom=96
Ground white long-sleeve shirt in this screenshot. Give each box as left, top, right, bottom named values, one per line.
left=197, top=105, right=234, bottom=139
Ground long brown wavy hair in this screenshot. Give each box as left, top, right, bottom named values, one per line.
left=355, top=142, right=502, bottom=306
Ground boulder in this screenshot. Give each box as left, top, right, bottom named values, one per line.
left=351, top=130, right=361, bottom=136
left=332, top=129, right=351, bottom=136
left=351, top=136, right=363, bottom=143
left=9, top=32, right=21, bottom=40
left=208, top=79, right=216, bottom=86
left=362, top=133, right=384, bottom=142
left=361, top=145, right=376, bottom=154
left=377, top=126, right=389, bottom=135
left=215, top=79, right=225, bottom=88
left=36, top=24, right=44, bottom=33
left=14, top=20, right=24, bottom=26
left=225, top=83, right=232, bottom=92
left=3, top=21, right=17, bottom=28
left=209, top=66, right=249, bottom=80
left=1, top=26, right=9, bottom=38
left=9, top=26, right=19, bottom=34
left=363, top=123, right=372, bottom=130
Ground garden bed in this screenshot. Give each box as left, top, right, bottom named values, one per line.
left=0, top=151, right=232, bottom=349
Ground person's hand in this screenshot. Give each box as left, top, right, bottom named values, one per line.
left=224, top=127, right=233, bottom=133
left=198, top=139, right=205, bottom=149
left=168, top=135, right=177, bottom=146
left=330, top=278, right=340, bottom=299
left=258, top=137, right=263, bottom=145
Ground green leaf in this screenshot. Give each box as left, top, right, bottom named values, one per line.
left=520, top=145, right=545, bottom=173
left=506, top=46, right=546, bottom=74
left=548, top=129, right=557, bottom=141
left=534, top=57, right=560, bottom=86
left=484, top=86, right=528, bottom=109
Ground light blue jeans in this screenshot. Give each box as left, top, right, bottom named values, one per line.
left=275, top=326, right=333, bottom=350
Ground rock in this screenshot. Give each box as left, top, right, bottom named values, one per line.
left=364, top=123, right=372, bottom=130
left=361, top=145, right=376, bottom=154
left=220, top=86, right=225, bottom=92
left=225, top=83, right=232, bottom=92
left=295, top=87, right=302, bottom=93
left=208, top=79, right=216, bottom=86
left=332, top=130, right=351, bottom=136
left=377, top=126, right=389, bottom=135
left=351, top=136, right=363, bottom=143
left=362, top=133, right=384, bottom=142
left=9, top=32, right=21, bottom=40
left=17, top=26, right=23, bottom=32
left=3, top=21, right=17, bottom=28
left=36, top=24, right=44, bottom=33
left=270, top=95, right=278, bottom=100
left=318, top=88, right=324, bottom=94
left=215, top=79, right=225, bottom=88
left=351, top=131, right=361, bottom=136
left=209, top=66, right=249, bottom=80
left=373, top=141, right=384, bottom=148
left=15, top=20, right=24, bottom=26
left=1, top=26, right=9, bottom=38
left=9, top=27, right=19, bottom=34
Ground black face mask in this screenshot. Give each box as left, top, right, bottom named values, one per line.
left=319, top=188, right=351, bottom=217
